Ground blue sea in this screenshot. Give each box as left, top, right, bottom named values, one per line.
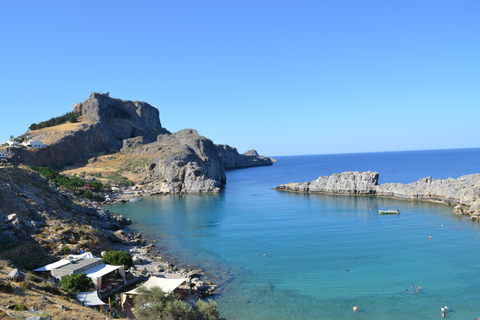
left=109, top=148, right=480, bottom=319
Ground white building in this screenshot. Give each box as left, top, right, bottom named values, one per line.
left=6, top=139, right=18, bottom=146
left=22, top=139, right=46, bottom=148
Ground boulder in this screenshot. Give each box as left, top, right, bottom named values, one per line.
left=8, top=268, right=25, bottom=281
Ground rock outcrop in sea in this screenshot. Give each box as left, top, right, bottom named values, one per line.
left=275, top=171, right=480, bottom=219
left=2, top=92, right=273, bottom=193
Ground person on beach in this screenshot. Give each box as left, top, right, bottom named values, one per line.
left=353, top=305, right=358, bottom=312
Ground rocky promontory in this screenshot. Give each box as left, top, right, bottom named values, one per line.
left=2, top=92, right=273, bottom=194
left=275, top=171, right=480, bottom=219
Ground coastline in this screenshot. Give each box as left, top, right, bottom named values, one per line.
left=275, top=171, right=480, bottom=219
left=110, top=224, right=219, bottom=303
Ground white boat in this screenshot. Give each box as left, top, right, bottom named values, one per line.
left=378, top=209, right=400, bottom=214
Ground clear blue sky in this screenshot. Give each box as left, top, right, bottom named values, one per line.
left=1, top=1, right=478, bottom=156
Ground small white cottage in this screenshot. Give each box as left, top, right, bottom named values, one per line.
left=22, top=140, right=46, bottom=148
left=6, top=139, right=18, bottom=146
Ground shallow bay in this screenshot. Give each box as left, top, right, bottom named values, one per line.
left=109, top=148, right=480, bottom=319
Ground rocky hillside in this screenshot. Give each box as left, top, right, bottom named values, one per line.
left=0, top=260, right=108, bottom=320
left=0, top=166, right=131, bottom=270
left=1, top=92, right=273, bottom=193
left=275, top=171, right=480, bottom=219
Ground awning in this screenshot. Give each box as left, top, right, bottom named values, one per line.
left=84, top=264, right=121, bottom=278
left=76, top=291, right=107, bottom=306
left=126, top=277, right=188, bottom=294
left=33, top=260, right=71, bottom=272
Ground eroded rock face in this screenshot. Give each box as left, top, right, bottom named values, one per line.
left=276, top=171, right=379, bottom=194
left=7, top=93, right=166, bottom=167
left=121, top=129, right=226, bottom=193
left=216, top=145, right=274, bottom=169
left=73, top=93, right=162, bottom=130
left=275, top=172, right=480, bottom=218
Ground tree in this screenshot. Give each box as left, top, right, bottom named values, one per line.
left=133, top=286, right=223, bottom=320
left=59, top=273, right=93, bottom=293
left=102, top=250, right=134, bottom=269
left=196, top=299, right=222, bottom=320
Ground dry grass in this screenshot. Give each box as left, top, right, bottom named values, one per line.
left=27, top=117, right=95, bottom=146
left=0, top=260, right=116, bottom=319
left=61, top=152, right=155, bottom=185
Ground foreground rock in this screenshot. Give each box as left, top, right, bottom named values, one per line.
left=0, top=167, right=130, bottom=269
left=275, top=171, right=480, bottom=218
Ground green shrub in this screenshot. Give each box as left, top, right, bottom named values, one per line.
left=106, top=174, right=134, bottom=186
left=29, top=166, right=104, bottom=194
left=134, top=286, right=223, bottom=320
left=103, top=251, right=134, bottom=269
left=19, top=281, right=31, bottom=290
left=0, top=282, right=13, bottom=293
left=29, top=111, right=80, bottom=131
left=59, top=273, right=93, bottom=293
left=13, top=303, right=27, bottom=311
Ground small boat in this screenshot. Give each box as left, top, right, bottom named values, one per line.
left=378, top=209, right=400, bottom=214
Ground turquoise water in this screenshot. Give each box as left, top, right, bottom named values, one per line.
left=109, top=148, right=480, bottom=319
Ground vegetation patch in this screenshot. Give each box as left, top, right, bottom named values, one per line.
left=59, top=273, right=94, bottom=293
left=106, top=174, right=133, bottom=186
left=102, top=250, right=134, bottom=269
left=29, top=111, right=80, bottom=131
left=30, top=166, right=105, bottom=200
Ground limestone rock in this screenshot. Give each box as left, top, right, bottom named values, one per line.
left=216, top=145, right=273, bottom=169
left=7, top=92, right=165, bottom=167
left=276, top=172, right=480, bottom=218
left=276, top=171, right=378, bottom=195
left=8, top=268, right=25, bottom=281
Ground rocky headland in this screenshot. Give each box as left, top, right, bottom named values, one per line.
left=275, top=171, right=480, bottom=219
left=1, top=92, right=274, bottom=194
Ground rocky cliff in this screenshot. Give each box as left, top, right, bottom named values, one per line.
left=0, top=166, right=131, bottom=269
left=275, top=171, right=480, bottom=219
left=119, top=129, right=226, bottom=193
left=3, top=93, right=273, bottom=193
left=216, top=145, right=274, bottom=169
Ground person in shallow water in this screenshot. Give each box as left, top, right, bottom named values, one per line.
left=441, top=306, right=447, bottom=317
left=353, top=305, right=358, bottom=312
